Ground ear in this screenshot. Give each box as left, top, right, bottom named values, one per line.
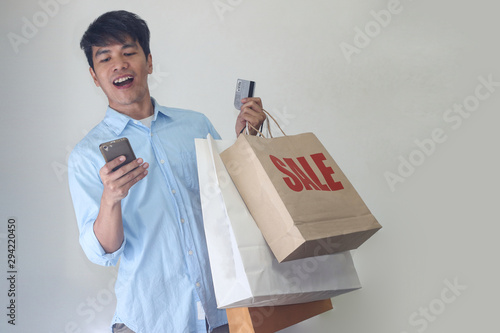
left=147, top=53, right=153, bottom=75
left=89, top=67, right=100, bottom=87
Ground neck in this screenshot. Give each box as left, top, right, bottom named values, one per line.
left=109, top=93, right=154, bottom=120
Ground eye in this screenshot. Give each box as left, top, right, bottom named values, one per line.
left=124, top=52, right=137, bottom=56
left=100, top=57, right=110, bottom=63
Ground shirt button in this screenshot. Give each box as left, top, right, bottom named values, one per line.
left=188, top=250, right=193, bottom=255
left=171, top=189, right=176, bottom=194
left=196, top=282, right=201, bottom=288
left=180, top=218, right=185, bottom=223
left=160, top=159, right=165, bottom=164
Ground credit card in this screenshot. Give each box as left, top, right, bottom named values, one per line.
left=234, top=79, right=255, bottom=110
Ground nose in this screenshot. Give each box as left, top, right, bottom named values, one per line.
left=112, top=55, right=129, bottom=72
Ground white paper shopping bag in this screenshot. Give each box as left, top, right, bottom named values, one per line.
left=195, top=135, right=361, bottom=308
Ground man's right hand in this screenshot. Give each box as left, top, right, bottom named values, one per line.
left=94, top=156, right=149, bottom=253
left=99, top=155, right=149, bottom=204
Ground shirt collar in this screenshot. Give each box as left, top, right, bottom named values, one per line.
left=102, top=97, right=171, bottom=135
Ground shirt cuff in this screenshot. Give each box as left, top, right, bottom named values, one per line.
left=80, top=222, right=126, bottom=266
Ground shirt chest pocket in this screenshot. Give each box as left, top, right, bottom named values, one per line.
left=173, top=151, right=199, bottom=189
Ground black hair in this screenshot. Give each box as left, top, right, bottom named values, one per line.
left=80, top=10, right=151, bottom=69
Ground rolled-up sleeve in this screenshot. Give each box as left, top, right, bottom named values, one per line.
left=68, top=145, right=125, bottom=266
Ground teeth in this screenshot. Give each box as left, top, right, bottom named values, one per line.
left=114, top=76, right=132, bottom=84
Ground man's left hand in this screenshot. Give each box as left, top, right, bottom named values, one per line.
left=235, top=97, right=266, bottom=136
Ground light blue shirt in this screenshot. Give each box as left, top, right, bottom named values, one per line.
left=68, top=98, right=227, bottom=333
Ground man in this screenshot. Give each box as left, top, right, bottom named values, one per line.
left=68, top=10, right=265, bottom=333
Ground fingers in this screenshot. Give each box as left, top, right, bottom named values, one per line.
left=114, top=158, right=146, bottom=181
left=113, top=160, right=149, bottom=188
left=101, top=155, right=127, bottom=176
left=101, top=156, right=143, bottom=178
left=100, top=156, right=149, bottom=202
left=236, top=97, right=266, bottom=135
left=240, top=98, right=263, bottom=120
left=241, top=97, right=262, bottom=109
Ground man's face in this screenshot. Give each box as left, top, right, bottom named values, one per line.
left=90, top=37, right=152, bottom=112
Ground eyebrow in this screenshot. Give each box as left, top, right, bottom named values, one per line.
left=94, top=43, right=138, bottom=58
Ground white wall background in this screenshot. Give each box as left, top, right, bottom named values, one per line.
left=1, top=0, right=499, bottom=332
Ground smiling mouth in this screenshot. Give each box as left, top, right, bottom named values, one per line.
left=113, top=76, right=134, bottom=87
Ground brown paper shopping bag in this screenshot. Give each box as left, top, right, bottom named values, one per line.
left=195, top=136, right=361, bottom=308
left=220, top=132, right=381, bottom=262
left=226, top=299, right=333, bottom=333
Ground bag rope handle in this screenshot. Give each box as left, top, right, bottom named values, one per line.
left=243, top=109, right=287, bottom=138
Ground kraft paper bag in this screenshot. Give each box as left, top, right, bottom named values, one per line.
left=226, top=299, right=333, bottom=333
left=219, top=132, right=381, bottom=262
left=195, top=135, right=361, bottom=308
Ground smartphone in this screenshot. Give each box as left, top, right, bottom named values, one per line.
left=234, top=79, right=255, bottom=110
left=99, top=137, right=136, bottom=172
